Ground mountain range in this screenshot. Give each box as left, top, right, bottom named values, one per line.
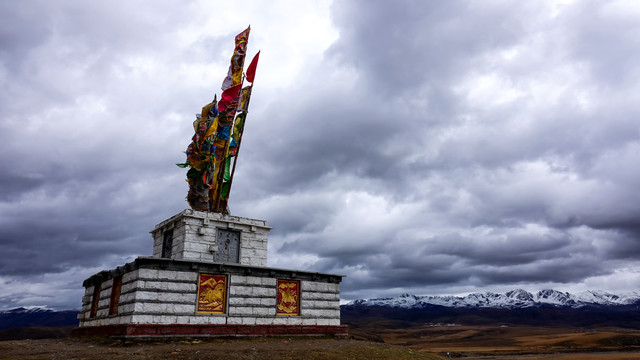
left=1, top=289, right=639, bottom=337
left=348, top=289, right=640, bottom=309
left=0, top=307, right=78, bottom=331
left=342, top=289, right=640, bottom=330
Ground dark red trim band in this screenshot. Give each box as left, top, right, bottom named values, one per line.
left=72, top=324, right=348, bottom=338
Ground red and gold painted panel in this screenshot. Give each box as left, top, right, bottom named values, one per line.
left=196, top=274, right=228, bottom=313
left=109, top=276, right=122, bottom=316
left=277, top=279, right=300, bottom=316
left=89, top=284, right=101, bottom=318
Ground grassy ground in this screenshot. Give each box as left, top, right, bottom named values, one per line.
left=0, top=336, right=446, bottom=360
left=3, top=325, right=640, bottom=359
left=364, top=325, right=640, bottom=359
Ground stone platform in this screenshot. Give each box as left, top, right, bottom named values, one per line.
left=74, top=210, right=346, bottom=338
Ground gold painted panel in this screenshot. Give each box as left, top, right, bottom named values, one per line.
left=277, top=279, right=300, bottom=316
left=197, top=274, right=228, bottom=313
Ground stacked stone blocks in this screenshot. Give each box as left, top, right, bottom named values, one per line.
left=76, top=211, right=346, bottom=337
left=151, top=210, right=269, bottom=267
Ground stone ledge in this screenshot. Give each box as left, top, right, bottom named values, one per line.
left=151, top=210, right=272, bottom=234
left=83, top=257, right=344, bottom=288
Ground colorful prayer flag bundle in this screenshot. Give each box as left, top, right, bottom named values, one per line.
left=178, top=27, right=260, bottom=213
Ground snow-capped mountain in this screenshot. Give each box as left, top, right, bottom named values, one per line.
left=348, top=289, right=640, bottom=309
left=0, top=307, right=79, bottom=330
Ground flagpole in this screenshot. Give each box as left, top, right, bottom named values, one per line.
left=222, top=51, right=259, bottom=212
left=222, top=85, right=253, bottom=211
left=212, top=81, right=246, bottom=213
left=209, top=27, right=251, bottom=213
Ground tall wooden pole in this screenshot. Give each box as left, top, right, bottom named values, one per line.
left=219, top=85, right=253, bottom=212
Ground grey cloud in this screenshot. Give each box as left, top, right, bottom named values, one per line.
left=2, top=0, right=640, bottom=309
left=0, top=172, right=44, bottom=202
left=562, top=0, right=640, bottom=86
left=328, top=1, right=535, bottom=95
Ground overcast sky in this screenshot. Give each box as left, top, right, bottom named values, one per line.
left=2, top=0, right=640, bottom=310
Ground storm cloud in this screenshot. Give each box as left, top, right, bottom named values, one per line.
left=1, top=0, right=640, bottom=309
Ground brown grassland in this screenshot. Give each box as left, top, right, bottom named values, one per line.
left=0, top=336, right=444, bottom=360
left=349, top=324, right=640, bottom=359
left=1, top=325, right=640, bottom=359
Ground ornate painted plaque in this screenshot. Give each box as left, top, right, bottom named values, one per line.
left=277, top=279, right=300, bottom=316
left=197, top=274, right=228, bottom=313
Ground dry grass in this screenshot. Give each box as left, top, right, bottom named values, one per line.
left=3, top=325, right=640, bottom=359
left=0, top=336, right=446, bottom=360
left=367, top=325, right=640, bottom=359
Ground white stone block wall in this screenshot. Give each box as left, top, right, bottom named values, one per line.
left=227, top=275, right=277, bottom=322
left=299, top=280, right=342, bottom=326
left=79, top=262, right=343, bottom=328
left=78, top=286, right=94, bottom=320
left=78, top=277, right=114, bottom=321
left=150, top=210, right=270, bottom=267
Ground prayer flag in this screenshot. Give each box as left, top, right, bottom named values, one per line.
left=183, top=26, right=254, bottom=214
left=246, top=51, right=260, bottom=83
left=221, top=27, right=250, bottom=91
left=218, top=84, right=242, bottom=113
left=221, top=67, right=233, bottom=91
left=238, top=86, right=252, bottom=112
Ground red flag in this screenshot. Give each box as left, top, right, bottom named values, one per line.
left=246, top=51, right=260, bottom=83
left=218, top=84, right=242, bottom=112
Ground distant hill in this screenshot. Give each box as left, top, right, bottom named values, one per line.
left=0, top=307, right=78, bottom=330
left=3, top=289, right=640, bottom=337
left=341, top=289, right=640, bottom=329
